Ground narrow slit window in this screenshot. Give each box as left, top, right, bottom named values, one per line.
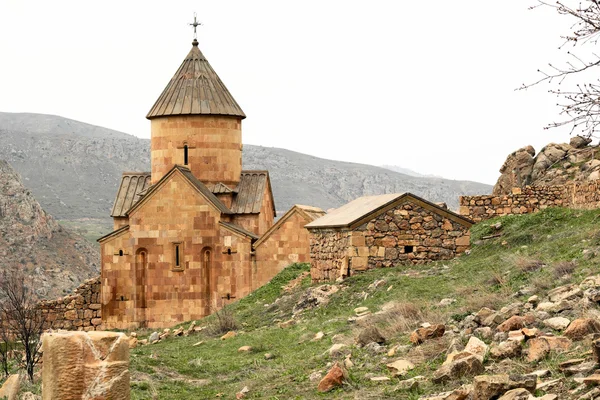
left=175, top=244, right=180, bottom=267
left=404, top=245, right=414, bottom=253
left=184, top=145, right=189, bottom=165
left=119, top=249, right=124, bottom=256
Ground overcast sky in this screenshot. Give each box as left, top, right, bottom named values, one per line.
left=0, top=1, right=580, bottom=184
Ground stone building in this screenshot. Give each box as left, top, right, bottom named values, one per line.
left=306, top=193, right=473, bottom=283
left=98, top=37, right=305, bottom=329
left=253, top=205, right=325, bottom=286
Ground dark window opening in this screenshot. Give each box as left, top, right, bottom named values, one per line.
left=175, top=245, right=180, bottom=267
left=119, top=249, right=123, bottom=256
left=227, top=248, right=232, bottom=255
left=404, top=245, right=414, bottom=253
left=184, top=145, right=189, bottom=165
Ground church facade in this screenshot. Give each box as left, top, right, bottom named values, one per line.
left=98, top=38, right=302, bottom=329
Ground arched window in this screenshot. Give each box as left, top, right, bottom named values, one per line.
left=202, top=247, right=212, bottom=314
left=119, top=249, right=123, bottom=256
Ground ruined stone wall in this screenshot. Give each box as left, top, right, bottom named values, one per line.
left=38, top=276, right=103, bottom=331
left=309, top=230, right=350, bottom=283
left=352, top=201, right=470, bottom=270
left=460, top=181, right=600, bottom=222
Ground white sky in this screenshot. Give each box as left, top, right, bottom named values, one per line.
left=0, top=1, right=580, bottom=184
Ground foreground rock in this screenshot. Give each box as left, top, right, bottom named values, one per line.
left=42, top=331, right=130, bottom=400
left=472, top=374, right=536, bottom=400
left=410, top=324, right=445, bottom=345
left=317, top=362, right=346, bottom=392
left=0, top=374, right=20, bottom=400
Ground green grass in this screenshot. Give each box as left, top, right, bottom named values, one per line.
left=22, top=207, right=600, bottom=399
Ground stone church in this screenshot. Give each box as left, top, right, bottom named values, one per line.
left=98, top=37, right=312, bottom=329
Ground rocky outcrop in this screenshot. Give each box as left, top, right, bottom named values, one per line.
left=493, top=138, right=600, bottom=194
left=41, top=331, right=130, bottom=400
left=0, top=160, right=99, bottom=299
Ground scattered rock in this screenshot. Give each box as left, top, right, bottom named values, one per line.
left=327, top=343, right=347, bottom=357
left=354, top=306, right=369, bottom=314
left=308, top=371, right=322, bottom=382
left=570, top=135, right=592, bottom=149
left=543, top=317, right=571, bottom=331
left=439, top=298, right=456, bottom=307
left=149, top=332, right=159, bottom=343
left=221, top=331, right=236, bottom=340
left=356, top=326, right=386, bottom=347
left=312, top=331, right=324, bottom=341
left=472, top=374, right=536, bottom=400
left=279, top=319, right=296, bottom=328
left=386, top=359, right=414, bottom=377
left=497, top=315, right=532, bottom=332
left=564, top=318, right=600, bottom=340
left=370, top=376, right=390, bottom=382
left=432, top=355, right=484, bottom=383
left=527, top=336, right=571, bottom=362
left=496, top=388, right=531, bottom=400
left=463, top=336, right=489, bottom=361
left=490, top=340, right=522, bottom=359
left=410, top=324, right=445, bottom=345
left=584, top=373, right=600, bottom=386
left=264, top=353, right=275, bottom=360
left=317, top=362, right=346, bottom=392
left=238, top=346, right=252, bottom=352
left=293, top=285, right=339, bottom=314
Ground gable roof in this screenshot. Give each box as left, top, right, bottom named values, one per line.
left=111, top=172, right=151, bottom=217
left=305, top=193, right=473, bottom=230
left=219, top=221, right=259, bottom=240
left=126, top=165, right=232, bottom=216
left=211, top=182, right=237, bottom=194
left=146, top=40, right=246, bottom=120
left=253, top=204, right=325, bottom=248
left=230, top=171, right=276, bottom=216
left=97, top=225, right=130, bottom=243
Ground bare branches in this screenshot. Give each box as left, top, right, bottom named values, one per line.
left=0, top=270, right=47, bottom=382
left=521, top=0, right=600, bottom=137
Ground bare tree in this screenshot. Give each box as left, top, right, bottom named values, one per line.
left=0, top=319, right=13, bottom=378
left=0, top=271, right=46, bottom=382
left=520, top=1, right=600, bottom=138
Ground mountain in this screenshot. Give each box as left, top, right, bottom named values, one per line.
left=0, top=112, right=492, bottom=235
left=380, top=164, right=442, bottom=178
left=0, top=160, right=99, bottom=298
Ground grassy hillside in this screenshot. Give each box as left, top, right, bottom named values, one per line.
left=120, top=207, right=600, bottom=399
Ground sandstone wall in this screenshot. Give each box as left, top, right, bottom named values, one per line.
left=460, top=180, right=600, bottom=222
left=38, top=276, right=103, bottom=331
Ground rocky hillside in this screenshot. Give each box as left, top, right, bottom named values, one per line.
left=113, top=207, right=600, bottom=399
left=0, top=160, right=99, bottom=299
left=0, top=112, right=491, bottom=233
left=494, top=136, right=600, bottom=194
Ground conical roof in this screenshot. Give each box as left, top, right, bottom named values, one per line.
left=146, top=39, right=246, bottom=119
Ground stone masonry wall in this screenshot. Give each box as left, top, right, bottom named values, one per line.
left=460, top=180, right=600, bottom=222
left=38, top=276, right=103, bottom=331
left=309, top=230, right=350, bottom=283
left=351, top=201, right=470, bottom=270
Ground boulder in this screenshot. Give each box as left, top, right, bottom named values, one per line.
left=527, top=336, right=571, bottom=362
left=409, top=324, right=445, bottom=345
left=543, top=317, right=570, bottom=331
left=493, top=145, right=536, bottom=195
left=42, top=331, right=130, bottom=400
left=497, top=315, right=532, bottom=332
left=356, top=326, right=386, bottom=347
left=317, top=362, right=346, bottom=392
left=564, top=318, right=600, bottom=340
left=472, top=374, right=536, bottom=400
left=570, top=135, right=592, bottom=149
left=432, top=355, right=484, bottom=383
left=490, top=340, right=522, bottom=360
left=497, top=388, right=531, bottom=400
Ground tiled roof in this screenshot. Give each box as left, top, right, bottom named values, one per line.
left=111, top=173, right=151, bottom=217
left=146, top=40, right=246, bottom=120
left=230, top=171, right=276, bottom=216
left=306, top=193, right=473, bottom=229
left=219, top=221, right=259, bottom=240
left=211, top=182, right=236, bottom=194
left=97, top=225, right=130, bottom=243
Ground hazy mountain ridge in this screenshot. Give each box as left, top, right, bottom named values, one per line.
left=0, top=160, right=99, bottom=299
left=0, top=112, right=491, bottom=232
